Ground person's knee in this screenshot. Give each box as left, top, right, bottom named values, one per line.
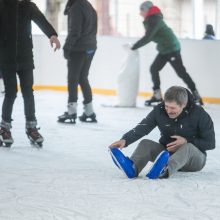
left=5, top=88, right=17, bottom=100
left=137, top=139, right=156, bottom=151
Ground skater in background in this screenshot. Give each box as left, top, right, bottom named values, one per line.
left=203, top=24, right=216, bottom=40
left=0, top=0, right=60, bottom=147
left=58, top=0, right=98, bottom=123
left=109, top=86, right=215, bottom=179
left=131, top=1, right=203, bottom=106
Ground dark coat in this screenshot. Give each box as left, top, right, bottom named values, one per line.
left=122, top=92, right=215, bottom=154
left=0, top=0, right=57, bottom=71
left=63, top=0, right=97, bottom=58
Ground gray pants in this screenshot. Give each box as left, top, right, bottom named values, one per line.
left=130, top=139, right=206, bottom=177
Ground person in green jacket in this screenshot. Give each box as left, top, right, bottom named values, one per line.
left=132, top=1, right=203, bottom=106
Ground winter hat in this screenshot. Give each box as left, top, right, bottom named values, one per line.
left=205, top=24, right=215, bottom=36
left=140, top=1, right=154, bottom=11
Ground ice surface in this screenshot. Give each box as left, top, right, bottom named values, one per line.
left=0, top=91, right=220, bottom=220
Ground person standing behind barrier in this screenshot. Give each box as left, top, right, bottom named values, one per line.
left=58, top=0, right=98, bottom=124
left=0, top=0, right=61, bottom=147
left=131, top=1, right=203, bottom=106
left=203, top=24, right=216, bottom=40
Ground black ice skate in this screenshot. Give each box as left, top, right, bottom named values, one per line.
left=58, top=112, right=77, bottom=124
left=0, top=127, right=14, bottom=147
left=79, top=113, right=97, bottom=123
left=145, top=89, right=163, bottom=106
left=192, top=90, right=204, bottom=106
left=26, top=127, right=44, bottom=147
left=145, top=96, right=163, bottom=106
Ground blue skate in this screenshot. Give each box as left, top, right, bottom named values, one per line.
left=109, top=148, right=137, bottom=179
left=146, top=150, right=170, bottom=179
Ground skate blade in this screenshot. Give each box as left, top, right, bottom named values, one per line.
left=57, top=119, right=76, bottom=124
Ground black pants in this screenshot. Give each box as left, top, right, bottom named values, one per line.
left=150, top=51, right=196, bottom=91
left=1, top=69, right=36, bottom=123
left=67, top=51, right=95, bottom=104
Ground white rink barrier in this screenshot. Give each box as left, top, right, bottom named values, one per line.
left=33, top=35, right=220, bottom=104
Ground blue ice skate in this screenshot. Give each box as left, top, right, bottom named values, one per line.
left=146, top=150, right=170, bottom=179
left=109, top=148, right=137, bottom=179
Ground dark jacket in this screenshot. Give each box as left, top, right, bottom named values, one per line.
left=0, top=0, right=57, bottom=71
left=122, top=92, right=215, bottom=154
left=132, top=6, right=180, bottom=54
left=63, top=0, right=97, bottom=58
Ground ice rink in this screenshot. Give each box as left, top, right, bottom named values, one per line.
left=0, top=91, right=220, bottom=220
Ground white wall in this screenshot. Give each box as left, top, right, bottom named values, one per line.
left=33, top=35, right=220, bottom=99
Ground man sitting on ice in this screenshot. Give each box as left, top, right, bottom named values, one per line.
left=109, top=86, right=215, bottom=179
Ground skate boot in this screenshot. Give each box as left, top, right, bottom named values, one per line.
left=109, top=148, right=137, bottom=179
left=192, top=90, right=204, bottom=106
left=26, top=121, right=44, bottom=147
left=0, top=126, right=14, bottom=148
left=58, top=102, right=77, bottom=124
left=79, top=102, right=97, bottom=123
left=145, top=89, right=163, bottom=106
left=26, top=127, right=44, bottom=147
left=146, top=151, right=170, bottom=179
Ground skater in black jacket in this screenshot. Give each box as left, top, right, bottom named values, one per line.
left=0, top=0, right=61, bottom=147
left=110, top=86, right=215, bottom=179
left=58, top=0, right=98, bottom=124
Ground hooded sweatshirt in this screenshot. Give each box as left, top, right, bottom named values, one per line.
left=132, top=6, right=181, bottom=54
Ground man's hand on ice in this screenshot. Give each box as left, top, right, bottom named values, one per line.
left=109, top=139, right=126, bottom=150
left=167, top=135, right=187, bottom=152
left=50, top=35, right=61, bottom=52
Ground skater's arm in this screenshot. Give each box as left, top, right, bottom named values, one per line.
left=30, top=2, right=58, bottom=38
left=187, top=110, right=215, bottom=152
left=132, top=16, right=161, bottom=50
left=121, top=110, right=157, bottom=147
left=63, top=4, right=83, bottom=56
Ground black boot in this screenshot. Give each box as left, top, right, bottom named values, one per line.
left=145, top=89, right=163, bottom=106
left=58, top=112, right=77, bottom=124
left=26, top=127, right=44, bottom=147
left=79, top=113, right=97, bottom=123
left=0, top=127, right=14, bottom=147
left=192, top=90, right=204, bottom=106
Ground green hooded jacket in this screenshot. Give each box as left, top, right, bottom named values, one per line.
left=132, top=6, right=180, bottom=54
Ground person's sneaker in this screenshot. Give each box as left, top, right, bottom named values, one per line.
left=26, top=127, right=44, bottom=147
left=0, top=127, right=14, bottom=147
left=109, top=148, right=137, bottom=179
left=146, top=150, right=170, bottom=179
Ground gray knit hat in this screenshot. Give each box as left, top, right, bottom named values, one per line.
left=140, top=1, right=154, bottom=11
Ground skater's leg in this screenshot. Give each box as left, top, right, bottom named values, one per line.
left=67, top=52, right=86, bottom=104
left=168, top=51, right=196, bottom=92
left=1, top=70, right=18, bottom=123
left=79, top=52, right=95, bottom=105
left=17, top=69, right=36, bottom=122
left=130, top=139, right=166, bottom=175
left=150, top=53, right=167, bottom=91
left=168, top=143, right=206, bottom=177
